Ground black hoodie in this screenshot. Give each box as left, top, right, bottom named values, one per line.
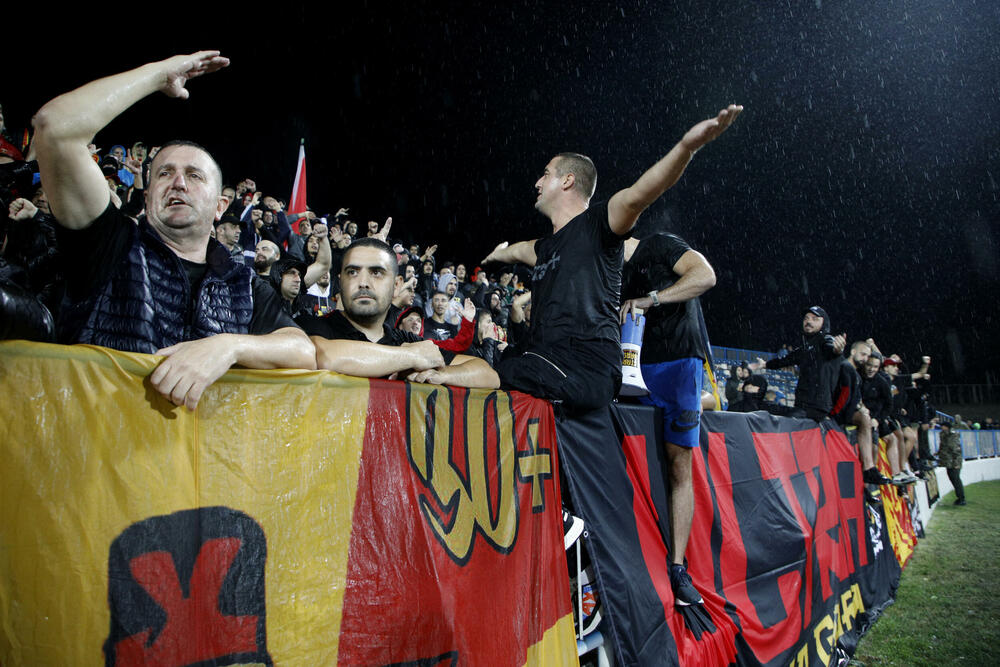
left=765, top=306, right=841, bottom=416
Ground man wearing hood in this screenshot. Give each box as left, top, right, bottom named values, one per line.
left=751, top=306, right=846, bottom=422
left=427, top=272, right=463, bottom=325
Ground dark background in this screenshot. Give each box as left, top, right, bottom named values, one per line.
left=4, top=1, right=998, bottom=382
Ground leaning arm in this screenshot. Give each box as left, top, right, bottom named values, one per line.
left=607, top=105, right=742, bottom=236
left=409, top=354, right=501, bottom=389
left=312, top=337, right=429, bottom=377
left=150, top=326, right=315, bottom=411
left=32, top=51, right=229, bottom=229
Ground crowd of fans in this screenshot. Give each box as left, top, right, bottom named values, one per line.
left=0, top=124, right=532, bottom=371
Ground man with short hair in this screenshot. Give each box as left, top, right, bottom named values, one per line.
left=213, top=212, right=244, bottom=264
left=305, top=238, right=499, bottom=388
left=31, top=51, right=316, bottom=410
left=424, top=292, right=458, bottom=341
left=837, top=341, right=891, bottom=486
left=483, top=105, right=742, bottom=412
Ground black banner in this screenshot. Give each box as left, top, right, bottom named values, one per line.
left=558, top=406, right=900, bottom=666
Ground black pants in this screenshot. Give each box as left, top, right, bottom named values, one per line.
left=497, top=340, right=621, bottom=413
left=946, top=467, right=965, bottom=502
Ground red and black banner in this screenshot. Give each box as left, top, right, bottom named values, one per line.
left=558, top=407, right=901, bottom=666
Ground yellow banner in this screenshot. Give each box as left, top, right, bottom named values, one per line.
left=0, top=341, right=575, bottom=666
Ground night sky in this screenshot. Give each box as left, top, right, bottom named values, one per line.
left=5, top=1, right=998, bottom=382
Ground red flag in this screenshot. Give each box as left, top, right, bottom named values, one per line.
left=289, top=139, right=308, bottom=218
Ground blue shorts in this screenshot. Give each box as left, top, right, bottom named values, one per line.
left=639, top=358, right=704, bottom=449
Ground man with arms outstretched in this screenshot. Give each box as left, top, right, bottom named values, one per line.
left=31, top=51, right=316, bottom=410
left=482, top=105, right=742, bottom=412
left=305, top=238, right=499, bottom=389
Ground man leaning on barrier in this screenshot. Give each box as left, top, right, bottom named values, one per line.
left=31, top=51, right=316, bottom=410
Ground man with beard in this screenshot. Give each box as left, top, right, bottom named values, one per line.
left=31, top=51, right=315, bottom=410
left=751, top=306, right=846, bottom=422
left=253, top=240, right=281, bottom=277
left=835, top=341, right=892, bottom=486
left=304, top=238, right=499, bottom=388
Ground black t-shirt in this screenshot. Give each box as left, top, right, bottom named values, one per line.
left=423, top=318, right=458, bottom=341
left=622, top=232, right=707, bottom=363
left=528, top=201, right=624, bottom=347
left=57, top=202, right=297, bottom=337
left=299, top=311, right=457, bottom=364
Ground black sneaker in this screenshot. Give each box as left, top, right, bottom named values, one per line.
left=562, top=509, right=584, bottom=550
left=862, top=467, right=892, bottom=486
left=954, top=499, right=967, bottom=506
left=669, top=563, right=703, bottom=606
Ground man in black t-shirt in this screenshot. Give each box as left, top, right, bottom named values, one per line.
left=620, top=231, right=717, bottom=607
left=305, top=238, right=499, bottom=388
left=483, top=105, right=742, bottom=413
left=32, top=52, right=316, bottom=410
left=424, top=292, right=459, bottom=341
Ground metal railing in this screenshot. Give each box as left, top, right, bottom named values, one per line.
left=928, top=429, right=1000, bottom=460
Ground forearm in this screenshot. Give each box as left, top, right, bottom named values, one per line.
left=653, top=267, right=715, bottom=305
left=488, top=240, right=537, bottom=266
left=439, top=356, right=501, bottom=389
left=33, top=62, right=164, bottom=145
left=232, top=327, right=316, bottom=370
left=615, top=142, right=695, bottom=216
left=305, top=237, right=332, bottom=287
left=312, top=337, right=422, bottom=376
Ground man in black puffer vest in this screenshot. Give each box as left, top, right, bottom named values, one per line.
left=32, top=51, right=316, bottom=410
left=751, top=306, right=846, bottom=422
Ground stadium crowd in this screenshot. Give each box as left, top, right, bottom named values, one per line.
left=1, top=52, right=994, bottom=626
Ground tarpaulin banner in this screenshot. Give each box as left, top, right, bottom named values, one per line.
left=558, top=406, right=901, bottom=666
left=875, top=438, right=918, bottom=567
left=0, top=340, right=576, bottom=666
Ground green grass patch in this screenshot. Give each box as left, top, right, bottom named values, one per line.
left=853, top=479, right=1000, bottom=666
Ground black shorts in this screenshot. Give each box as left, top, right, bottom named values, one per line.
left=497, top=339, right=622, bottom=413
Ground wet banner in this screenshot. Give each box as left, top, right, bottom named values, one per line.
left=558, top=406, right=901, bottom=666
left=875, top=438, right=919, bottom=567
left=0, top=341, right=576, bottom=666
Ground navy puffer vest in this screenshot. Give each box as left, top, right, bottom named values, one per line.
left=77, top=221, right=253, bottom=353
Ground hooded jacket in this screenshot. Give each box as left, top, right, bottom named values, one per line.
left=765, top=306, right=841, bottom=416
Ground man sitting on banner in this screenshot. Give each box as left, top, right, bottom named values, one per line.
left=619, top=231, right=716, bottom=614
left=304, top=238, right=500, bottom=388
left=482, top=104, right=742, bottom=413
left=31, top=51, right=316, bottom=411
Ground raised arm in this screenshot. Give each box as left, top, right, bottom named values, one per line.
left=482, top=240, right=538, bottom=267
left=607, top=105, right=742, bottom=236
left=32, top=51, right=229, bottom=229
left=304, top=221, right=332, bottom=288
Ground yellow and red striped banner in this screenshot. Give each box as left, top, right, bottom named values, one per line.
left=0, top=340, right=576, bottom=666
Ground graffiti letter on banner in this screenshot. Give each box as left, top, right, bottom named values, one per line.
left=406, top=387, right=519, bottom=565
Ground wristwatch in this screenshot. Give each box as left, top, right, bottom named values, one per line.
left=647, top=289, right=660, bottom=307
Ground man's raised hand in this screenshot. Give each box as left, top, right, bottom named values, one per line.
left=157, top=51, right=230, bottom=99
left=483, top=241, right=508, bottom=264
left=374, top=217, right=393, bottom=242
left=680, top=104, right=743, bottom=153
left=8, top=198, right=38, bottom=221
